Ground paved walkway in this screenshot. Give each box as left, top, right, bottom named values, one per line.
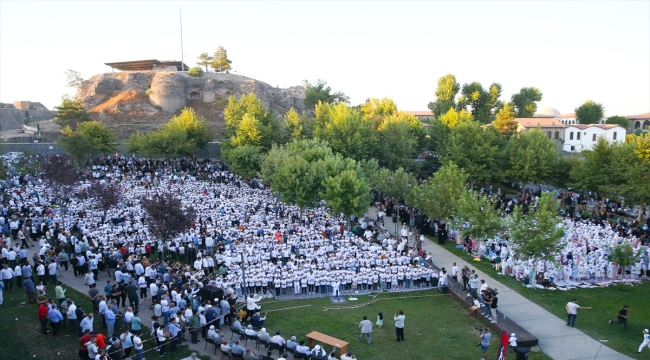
left=365, top=207, right=632, bottom=360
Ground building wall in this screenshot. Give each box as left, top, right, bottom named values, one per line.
left=563, top=127, right=624, bottom=152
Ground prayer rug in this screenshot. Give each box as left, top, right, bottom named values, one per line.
left=329, top=296, right=348, bottom=304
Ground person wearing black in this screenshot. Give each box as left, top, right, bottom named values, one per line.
left=609, top=305, right=629, bottom=330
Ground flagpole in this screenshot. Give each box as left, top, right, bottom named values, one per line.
left=180, top=7, right=184, bottom=71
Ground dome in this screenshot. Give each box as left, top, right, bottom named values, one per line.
left=537, top=107, right=561, bottom=116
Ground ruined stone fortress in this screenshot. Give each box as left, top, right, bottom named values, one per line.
left=0, top=101, right=53, bottom=131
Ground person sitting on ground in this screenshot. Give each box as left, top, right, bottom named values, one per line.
left=328, top=349, right=338, bottom=360
left=260, top=350, right=274, bottom=360
left=311, top=344, right=327, bottom=359
left=251, top=311, right=268, bottom=328
left=341, top=351, right=357, bottom=360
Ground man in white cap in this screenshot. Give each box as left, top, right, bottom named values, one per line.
left=639, top=329, right=650, bottom=353
left=207, top=324, right=218, bottom=341
left=311, top=344, right=326, bottom=359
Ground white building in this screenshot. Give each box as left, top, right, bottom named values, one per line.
left=563, top=124, right=626, bottom=152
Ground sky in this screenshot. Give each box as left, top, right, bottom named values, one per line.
left=1, top=1, right=649, bottom=116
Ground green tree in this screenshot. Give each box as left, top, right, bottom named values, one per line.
left=511, top=87, right=543, bottom=118
left=374, top=167, right=417, bottom=205
left=627, top=132, right=650, bottom=161
left=196, top=52, right=213, bottom=72
left=64, top=69, right=84, bottom=89
left=438, top=108, right=474, bottom=129
left=441, top=121, right=504, bottom=189
left=222, top=145, right=262, bottom=178
left=506, top=128, right=558, bottom=188
left=54, top=96, right=91, bottom=129
left=58, top=121, right=117, bottom=166
left=210, top=46, right=232, bottom=73
left=606, top=115, right=630, bottom=129
left=377, top=117, right=418, bottom=170
left=361, top=97, right=397, bottom=126
left=617, top=140, right=650, bottom=221
left=492, top=102, right=519, bottom=140
left=303, top=79, right=349, bottom=109
left=322, top=169, right=371, bottom=228
left=508, top=191, right=565, bottom=265
left=284, top=108, right=314, bottom=140
left=570, top=137, right=625, bottom=209
left=260, top=143, right=291, bottom=182
left=452, top=190, right=504, bottom=243
left=223, top=94, right=282, bottom=150
left=188, top=67, right=204, bottom=77
left=548, top=155, right=580, bottom=189
left=271, top=155, right=327, bottom=210
left=609, top=243, right=642, bottom=278
left=575, top=100, right=605, bottom=124
left=428, top=74, right=460, bottom=119
left=126, top=107, right=210, bottom=158
left=313, top=102, right=377, bottom=161
left=410, top=162, right=468, bottom=220
left=457, top=82, right=502, bottom=123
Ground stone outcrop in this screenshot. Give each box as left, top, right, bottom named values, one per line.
left=77, top=71, right=308, bottom=115
left=0, top=101, right=53, bottom=131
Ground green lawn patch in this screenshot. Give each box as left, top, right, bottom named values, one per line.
left=0, top=281, right=209, bottom=360
left=257, top=290, right=551, bottom=360
left=437, top=238, right=649, bottom=358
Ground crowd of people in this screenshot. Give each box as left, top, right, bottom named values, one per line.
left=0, top=155, right=448, bottom=359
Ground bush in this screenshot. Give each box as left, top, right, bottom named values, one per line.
left=188, top=67, right=204, bottom=77
left=145, top=89, right=152, bottom=95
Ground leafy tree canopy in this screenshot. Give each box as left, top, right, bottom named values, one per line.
left=210, top=46, right=232, bottom=73
left=303, top=79, right=349, bottom=109
left=428, top=74, right=460, bottom=119
left=492, top=102, right=519, bottom=140
left=54, top=96, right=91, bottom=129
left=64, top=69, right=84, bottom=89
left=438, top=108, right=474, bottom=129
left=409, top=162, right=468, bottom=220
left=511, top=87, right=543, bottom=118
left=196, top=52, right=213, bottom=72
left=222, top=145, right=263, bottom=179
left=606, top=115, right=630, bottom=129
left=59, top=121, right=117, bottom=166
left=575, top=100, right=605, bottom=124
left=506, top=128, right=558, bottom=186
left=314, top=102, right=377, bottom=161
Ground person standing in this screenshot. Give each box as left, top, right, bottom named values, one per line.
left=566, top=298, right=591, bottom=327
left=48, top=303, right=64, bottom=336
left=358, top=316, right=373, bottom=344
left=609, top=305, right=628, bottom=331
left=38, top=302, right=50, bottom=334
left=394, top=310, right=405, bottom=342
left=478, top=328, right=491, bottom=360
left=639, top=329, right=650, bottom=353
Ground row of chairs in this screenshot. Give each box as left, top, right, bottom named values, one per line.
left=206, top=327, right=311, bottom=359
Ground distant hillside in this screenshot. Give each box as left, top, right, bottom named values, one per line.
left=77, top=71, right=308, bottom=139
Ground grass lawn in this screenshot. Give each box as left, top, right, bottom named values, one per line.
left=437, top=238, right=650, bottom=359
left=257, top=290, right=551, bottom=360
left=0, top=281, right=209, bottom=360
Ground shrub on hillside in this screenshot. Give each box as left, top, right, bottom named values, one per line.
left=188, top=67, right=204, bottom=77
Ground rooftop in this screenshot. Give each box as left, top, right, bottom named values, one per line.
left=104, top=59, right=189, bottom=71
left=403, top=110, right=434, bottom=117
left=626, top=112, right=650, bottom=119
left=567, top=124, right=622, bottom=130
left=514, top=118, right=566, bottom=128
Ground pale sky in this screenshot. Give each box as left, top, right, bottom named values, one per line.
left=1, top=1, right=649, bottom=116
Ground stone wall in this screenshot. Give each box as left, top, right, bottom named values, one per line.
left=0, top=101, right=53, bottom=131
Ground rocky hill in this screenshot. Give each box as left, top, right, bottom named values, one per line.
left=77, top=71, right=308, bottom=139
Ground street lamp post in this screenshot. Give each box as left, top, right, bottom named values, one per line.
left=238, top=249, right=247, bottom=297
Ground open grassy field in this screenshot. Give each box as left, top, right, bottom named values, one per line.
left=257, top=290, right=552, bottom=360
left=438, top=239, right=650, bottom=359
left=0, top=281, right=209, bottom=360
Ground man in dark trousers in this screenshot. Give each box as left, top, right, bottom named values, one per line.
left=609, top=305, right=629, bottom=330
left=394, top=310, right=405, bottom=342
